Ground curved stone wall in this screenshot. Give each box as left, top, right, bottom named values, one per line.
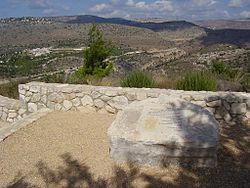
left=0, top=95, right=28, bottom=123
left=18, top=82, right=250, bottom=125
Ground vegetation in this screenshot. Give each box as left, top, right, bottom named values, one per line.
left=70, top=24, right=115, bottom=82
left=0, top=81, right=20, bottom=99
left=177, top=71, right=217, bottom=91
left=121, top=70, right=155, bottom=88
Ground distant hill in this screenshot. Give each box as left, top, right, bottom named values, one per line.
left=196, top=19, right=250, bottom=30
left=51, top=15, right=198, bottom=32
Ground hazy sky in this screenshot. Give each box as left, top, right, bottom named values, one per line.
left=0, top=0, right=250, bottom=20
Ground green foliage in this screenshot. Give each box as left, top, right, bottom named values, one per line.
left=241, top=74, right=250, bottom=92
left=212, top=60, right=227, bottom=75
left=16, top=55, right=34, bottom=76
left=82, top=24, right=114, bottom=76
left=121, top=70, right=155, bottom=88
left=177, top=71, right=217, bottom=91
left=42, top=72, right=67, bottom=83
left=0, top=81, right=19, bottom=99
left=212, top=59, right=245, bottom=82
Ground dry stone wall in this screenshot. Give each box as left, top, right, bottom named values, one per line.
left=0, top=95, right=28, bottom=123
left=18, top=82, right=250, bottom=125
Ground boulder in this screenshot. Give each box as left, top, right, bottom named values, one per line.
left=108, top=95, right=219, bottom=167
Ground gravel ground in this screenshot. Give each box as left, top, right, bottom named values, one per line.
left=0, top=111, right=250, bottom=188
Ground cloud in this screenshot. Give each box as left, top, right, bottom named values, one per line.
left=9, top=0, right=69, bottom=15
left=240, top=11, right=250, bottom=18
left=192, top=0, right=217, bottom=6
left=89, top=3, right=111, bottom=13
left=229, top=0, right=244, bottom=7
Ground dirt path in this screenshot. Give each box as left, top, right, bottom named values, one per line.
left=0, top=111, right=249, bottom=188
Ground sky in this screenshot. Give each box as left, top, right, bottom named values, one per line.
left=0, top=0, right=250, bottom=21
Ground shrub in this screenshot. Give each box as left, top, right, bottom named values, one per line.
left=121, top=70, right=155, bottom=88
left=0, top=81, right=19, bottom=99
left=177, top=71, right=217, bottom=91
left=212, top=60, right=227, bottom=75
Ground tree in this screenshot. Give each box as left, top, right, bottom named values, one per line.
left=83, top=24, right=113, bottom=76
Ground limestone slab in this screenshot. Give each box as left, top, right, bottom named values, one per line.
left=108, top=95, right=219, bottom=167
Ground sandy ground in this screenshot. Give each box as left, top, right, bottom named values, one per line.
left=0, top=111, right=250, bottom=188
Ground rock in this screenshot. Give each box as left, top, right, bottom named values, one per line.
left=28, top=103, right=38, bottom=112
left=206, top=100, right=221, bottom=107
left=8, top=113, right=17, bottom=118
left=55, top=104, right=63, bottom=111
left=136, top=92, right=147, bottom=101
left=29, top=86, right=40, bottom=93
left=1, top=112, right=7, bottom=121
left=108, top=96, right=128, bottom=110
left=205, top=107, right=216, bottom=114
left=72, top=98, right=81, bottom=107
left=91, top=91, right=101, bottom=99
left=126, top=92, right=137, bottom=101
left=41, top=95, right=47, bottom=104
left=231, top=103, right=247, bottom=114
left=222, top=100, right=231, bottom=111
left=94, top=99, right=105, bottom=109
left=105, top=90, right=118, bottom=97
left=81, top=95, right=94, bottom=106
left=224, top=113, right=232, bottom=123
left=147, top=92, right=159, bottom=98
left=205, top=95, right=220, bottom=102
left=192, top=95, right=205, bottom=101
left=48, top=93, right=63, bottom=103
left=106, top=105, right=116, bottom=114
left=63, top=100, right=73, bottom=111
left=191, top=101, right=206, bottom=107
left=108, top=95, right=219, bottom=167
left=101, top=95, right=111, bottom=102
left=30, top=93, right=41, bottom=103
left=224, top=95, right=241, bottom=103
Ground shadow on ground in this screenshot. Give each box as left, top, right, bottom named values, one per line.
left=6, top=122, right=250, bottom=188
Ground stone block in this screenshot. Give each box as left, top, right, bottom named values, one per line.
left=94, top=99, right=105, bottom=109
left=28, top=103, right=38, bottom=112
left=206, top=100, right=221, bottom=107
left=63, top=100, right=73, bottom=111
left=81, top=95, right=94, bottom=106
left=108, top=95, right=219, bottom=167
left=29, top=85, right=40, bottom=93
left=72, top=98, right=81, bottom=107
left=231, top=103, right=247, bottom=114
left=107, top=96, right=128, bottom=110
left=136, top=92, right=147, bottom=101
left=105, top=105, right=116, bottom=114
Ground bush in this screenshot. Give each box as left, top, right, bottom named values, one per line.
left=212, top=60, right=227, bottom=75
left=177, top=71, right=217, bottom=91
left=0, top=81, right=19, bottom=99
left=121, top=70, right=155, bottom=88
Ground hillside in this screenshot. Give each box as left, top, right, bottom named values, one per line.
left=196, top=19, right=250, bottom=30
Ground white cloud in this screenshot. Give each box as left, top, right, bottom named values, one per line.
left=126, top=0, right=134, bottom=7
left=229, top=0, right=243, bottom=7
left=192, top=0, right=217, bottom=6
left=240, top=11, right=250, bottom=18
left=89, top=3, right=111, bottom=13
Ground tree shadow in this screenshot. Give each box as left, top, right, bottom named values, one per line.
left=5, top=93, right=250, bottom=188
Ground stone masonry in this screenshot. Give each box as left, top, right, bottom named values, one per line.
left=18, top=82, right=250, bottom=125
left=0, top=95, right=28, bottom=123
